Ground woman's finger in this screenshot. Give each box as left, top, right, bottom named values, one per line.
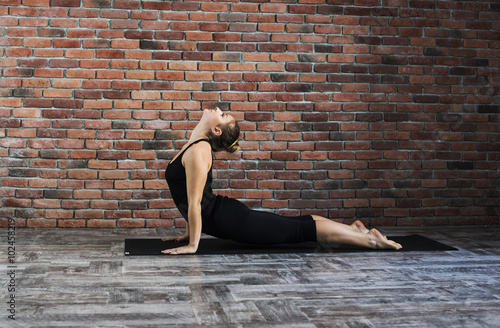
left=161, top=245, right=197, bottom=255
left=161, top=248, right=179, bottom=254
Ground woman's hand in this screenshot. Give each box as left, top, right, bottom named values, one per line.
left=161, top=234, right=189, bottom=243
left=161, top=244, right=198, bottom=255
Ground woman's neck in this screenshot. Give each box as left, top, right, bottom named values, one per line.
left=189, top=123, right=210, bottom=143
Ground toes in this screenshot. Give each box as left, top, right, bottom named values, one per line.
left=391, top=241, right=403, bottom=250
left=368, top=229, right=401, bottom=250
left=386, top=239, right=402, bottom=250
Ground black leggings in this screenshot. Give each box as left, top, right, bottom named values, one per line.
left=203, top=196, right=317, bottom=245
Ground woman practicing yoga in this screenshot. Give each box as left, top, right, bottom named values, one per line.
left=162, top=108, right=402, bottom=254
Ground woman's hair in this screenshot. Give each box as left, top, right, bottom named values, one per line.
left=208, top=121, right=240, bottom=153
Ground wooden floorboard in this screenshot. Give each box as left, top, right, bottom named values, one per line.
left=1, top=226, right=499, bottom=327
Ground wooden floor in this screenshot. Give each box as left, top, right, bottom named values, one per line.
left=1, top=225, right=499, bottom=327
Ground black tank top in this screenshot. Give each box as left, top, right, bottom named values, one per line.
left=165, top=139, right=216, bottom=221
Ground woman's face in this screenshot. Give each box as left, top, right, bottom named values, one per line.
left=202, top=107, right=235, bottom=127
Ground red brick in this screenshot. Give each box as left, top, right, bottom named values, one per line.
left=95, top=49, right=122, bottom=59
left=57, top=219, right=85, bottom=227
left=145, top=219, right=173, bottom=228
left=117, top=218, right=144, bottom=228
left=27, top=219, right=57, bottom=227
left=86, top=220, right=114, bottom=228
left=67, top=169, right=97, bottom=179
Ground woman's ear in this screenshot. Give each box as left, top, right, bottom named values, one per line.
left=211, top=126, right=222, bottom=136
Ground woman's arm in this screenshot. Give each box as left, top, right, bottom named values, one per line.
left=162, top=142, right=212, bottom=255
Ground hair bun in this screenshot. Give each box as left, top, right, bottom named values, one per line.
left=226, top=140, right=240, bottom=153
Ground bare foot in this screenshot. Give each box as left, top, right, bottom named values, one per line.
left=350, top=220, right=369, bottom=234
left=368, top=228, right=402, bottom=250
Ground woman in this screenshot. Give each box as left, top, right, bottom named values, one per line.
left=162, top=108, right=402, bottom=254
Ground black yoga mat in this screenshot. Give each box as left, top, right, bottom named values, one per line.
left=124, top=234, right=457, bottom=256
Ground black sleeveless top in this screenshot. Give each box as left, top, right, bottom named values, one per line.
left=165, top=139, right=217, bottom=221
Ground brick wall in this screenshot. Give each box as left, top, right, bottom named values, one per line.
left=1, top=0, right=499, bottom=229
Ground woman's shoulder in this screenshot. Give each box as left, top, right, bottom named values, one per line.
left=182, top=140, right=212, bottom=165
left=189, top=139, right=212, bottom=151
